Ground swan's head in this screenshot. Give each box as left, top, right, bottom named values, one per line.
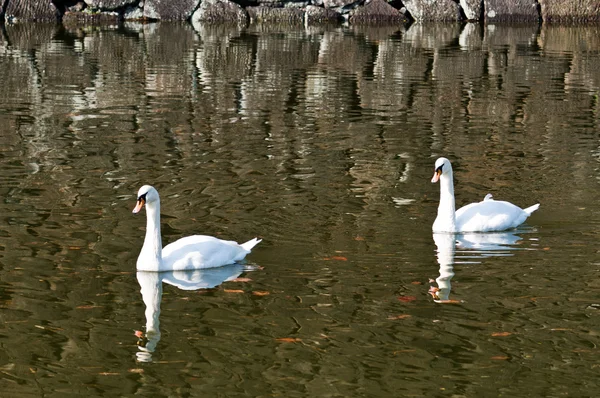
left=431, top=157, right=452, bottom=183
left=132, top=185, right=159, bottom=213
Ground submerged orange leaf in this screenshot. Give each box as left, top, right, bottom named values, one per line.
left=276, top=337, right=301, bottom=343
left=397, top=295, right=417, bottom=303
left=129, top=369, right=144, bottom=374
left=388, top=314, right=412, bottom=320
left=323, top=256, right=348, bottom=261
left=252, top=291, right=270, bottom=296
left=232, top=277, right=252, bottom=283
left=491, top=356, right=510, bottom=360
left=491, top=332, right=512, bottom=337
left=224, top=289, right=244, bottom=293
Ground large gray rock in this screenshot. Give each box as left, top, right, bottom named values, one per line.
left=3, top=0, right=59, bottom=22
left=191, top=0, right=248, bottom=24
left=539, top=0, right=600, bottom=22
left=246, top=6, right=304, bottom=24
left=305, top=5, right=341, bottom=24
left=142, top=0, right=200, bottom=21
left=84, top=0, right=137, bottom=10
left=62, top=10, right=121, bottom=25
left=349, top=0, right=408, bottom=23
left=124, top=3, right=145, bottom=20
left=403, top=0, right=461, bottom=22
left=484, top=0, right=540, bottom=22
left=84, top=0, right=199, bottom=21
left=322, top=0, right=360, bottom=9
left=247, top=0, right=282, bottom=6
left=460, top=0, right=482, bottom=20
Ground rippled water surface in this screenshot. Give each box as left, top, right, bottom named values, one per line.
left=1, top=21, right=600, bottom=397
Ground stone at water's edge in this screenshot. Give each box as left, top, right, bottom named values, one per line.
left=484, top=0, right=540, bottom=22
left=539, top=0, right=600, bottom=23
left=305, top=5, right=341, bottom=24
left=460, top=0, right=483, bottom=21
left=402, top=0, right=461, bottom=22
left=349, top=0, right=408, bottom=23
left=321, top=0, right=361, bottom=9
left=192, top=0, right=248, bottom=24
left=84, top=0, right=138, bottom=10
left=142, top=0, right=200, bottom=21
left=3, top=0, right=59, bottom=22
left=246, top=6, right=304, bottom=24
left=124, top=3, right=145, bottom=20
left=63, top=11, right=121, bottom=26
left=5, top=0, right=600, bottom=24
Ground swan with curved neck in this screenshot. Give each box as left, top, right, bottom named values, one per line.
left=132, top=185, right=261, bottom=271
left=431, top=157, right=539, bottom=233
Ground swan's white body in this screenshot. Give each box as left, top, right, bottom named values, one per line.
left=133, top=185, right=261, bottom=272
left=431, top=158, right=539, bottom=233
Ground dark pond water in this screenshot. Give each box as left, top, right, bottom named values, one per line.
left=0, top=20, right=599, bottom=397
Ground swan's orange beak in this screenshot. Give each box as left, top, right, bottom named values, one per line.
left=431, top=169, right=441, bottom=183
left=132, top=197, right=145, bottom=214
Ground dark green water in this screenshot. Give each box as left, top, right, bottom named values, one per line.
left=0, top=21, right=599, bottom=397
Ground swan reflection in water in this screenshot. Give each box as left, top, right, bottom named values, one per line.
left=430, top=231, right=528, bottom=303
left=136, top=264, right=252, bottom=362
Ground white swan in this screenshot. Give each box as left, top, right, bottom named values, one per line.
left=431, top=157, right=539, bottom=233
left=132, top=185, right=261, bottom=271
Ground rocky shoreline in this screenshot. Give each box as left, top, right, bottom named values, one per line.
left=1, top=0, right=599, bottom=26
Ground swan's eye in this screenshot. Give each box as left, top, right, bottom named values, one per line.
left=436, top=165, right=443, bottom=173
left=137, top=193, right=147, bottom=202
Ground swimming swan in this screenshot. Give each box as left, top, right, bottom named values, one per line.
left=132, top=185, right=261, bottom=271
left=431, top=157, right=539, bottom=233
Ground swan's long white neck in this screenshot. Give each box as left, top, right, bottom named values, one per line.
left=138, top=200, right=163, bottom=271
left=436, top=171, right=457, bottom=232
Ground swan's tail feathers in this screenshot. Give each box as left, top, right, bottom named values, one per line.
left=524, top=203, right=540, bottom=215
left=241, top=237, right=262, bottom=252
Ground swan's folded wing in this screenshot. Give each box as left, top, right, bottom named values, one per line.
left=162, top=235, right=250, bottom=270
left=455, top=200, right=529, bottom=232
